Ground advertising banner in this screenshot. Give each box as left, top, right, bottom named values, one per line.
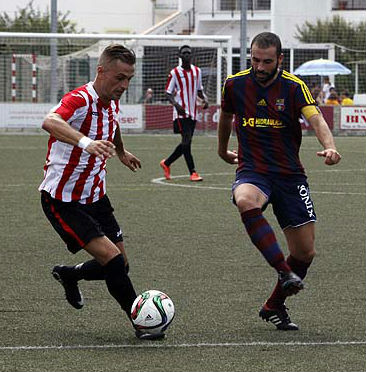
left=0, top=103, right=144, bottom=131
left=145, top=105, right=220, bottom=130
left=340, top=106, right=366, bottom=130
left=0, top=103, right=53, bottom=128
left=118, top=105, right=143, bottom=130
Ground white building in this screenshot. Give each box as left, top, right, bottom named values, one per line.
left=5, top=0, right=364, bottom=40
left=3, top=0, right=174, bottom=34
left=149, top=0, right=366, bottom=48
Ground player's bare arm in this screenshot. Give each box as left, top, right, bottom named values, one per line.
left=217, top=110, right=238, bottom=164
left=166, top=92, right=186, bottom=116
left=114, top=122, right=141, bottom=172
left=42, top=112, right=116, bottom=160
left=198, top=90, right=209, bottom=109
left=306, top=111, right=342, bottom=165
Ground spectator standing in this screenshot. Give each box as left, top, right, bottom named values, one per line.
left=321, top=76, right=334, bottom=103
left=139, top=88, right=154, bottom=104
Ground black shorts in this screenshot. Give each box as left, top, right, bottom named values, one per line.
left=41, top=191, right=123, bottom=254
left=173, top=118, right=196, bottom=134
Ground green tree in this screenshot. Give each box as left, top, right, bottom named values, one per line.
left=295, top=15, right=365, bottom=50
left=0, top=0, right=82, bottom=33
left=0, top=1, right=92, bottom=57
left=295, top=15, right=366, bottom=94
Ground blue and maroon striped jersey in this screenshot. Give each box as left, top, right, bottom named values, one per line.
left=221, top=68, right=316, bottom=175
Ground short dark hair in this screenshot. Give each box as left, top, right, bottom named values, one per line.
left=98, top=44, right=136, bottom=67
left=251, top=32, right=282, bottom=57
left=179, top=45, right=191, bottom=54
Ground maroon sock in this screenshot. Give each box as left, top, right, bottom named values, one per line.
left=265, top=255, right=312, bottom=309
left=241, top=208, right=291, bottom=273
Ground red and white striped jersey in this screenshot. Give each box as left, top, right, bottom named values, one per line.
left=165, top=64, right=203, bottom=120
left=38, top=82, right=119, bottom=204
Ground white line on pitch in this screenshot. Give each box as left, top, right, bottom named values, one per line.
left=1, top=340, right=366, bottom=351
left=151, top=173, right=366, bottom=195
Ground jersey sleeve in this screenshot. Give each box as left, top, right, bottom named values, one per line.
left=54, top=91, right=87, bottom=122
left=197, top=67, right=204, bottom=91
left=221, top=78, right=235, bottom=114
left=165, top=70, right=177, bottom=94
left=294, top=81, right=316, bottom=111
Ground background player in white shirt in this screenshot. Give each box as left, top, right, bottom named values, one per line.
left=160, top=45, right=208, bottom=182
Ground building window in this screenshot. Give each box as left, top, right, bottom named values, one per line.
left=248, top=0, right=271, bottom=10
left=219, top=0, right=270, bottom=11
left=155, top=0, right=179, bottom=10
left=332, top=0, right=366, bottom=10
left=219, top=0, right=240, bottom=11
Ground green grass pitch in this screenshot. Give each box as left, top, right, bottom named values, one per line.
left=0, top=133, right=365, bottom=372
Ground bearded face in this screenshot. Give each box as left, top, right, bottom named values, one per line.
left=250, top=44, right=283, bottom=86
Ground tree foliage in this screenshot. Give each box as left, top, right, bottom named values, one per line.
left=0, top=1, right=90, bottom=56
left=295, top=15, right=366, bottom=50
left=0, top=0, right=83, bottom=33
left=295, top=15, right=366, bottom=94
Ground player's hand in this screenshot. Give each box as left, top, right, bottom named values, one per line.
left=316, top=148, right=341, bottom=165
left=86, top=140, right=116, bottom=160
left=174, top=103, right=186, bottom=116
left=118, top=150, right=142, bottom=172
left=219, top=150, right=238, bottom=165
left=202, top=100, right=209, bottom=109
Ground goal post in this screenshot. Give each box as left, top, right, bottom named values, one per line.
left=0, top=32, right=232, bottom=132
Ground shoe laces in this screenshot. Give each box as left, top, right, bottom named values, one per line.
left=277, top=305, right=291, bottom=321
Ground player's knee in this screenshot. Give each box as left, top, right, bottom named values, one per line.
left=99, top=248, right=123, bottom=267
left=306, top=249, right=316, bottom=263
left=296, top=248, right=315, bottom=264
left=181, top=141, right=191, bottom=150
left=236, top=196, right=260, bottom=213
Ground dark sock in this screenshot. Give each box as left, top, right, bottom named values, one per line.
left=287, top=255, right=311, bottom=280
left=265, top=255, right=312, bottom=309
left=104, top=254, right=137, bottom=318
left=74, top=259, right=105, bottom=281
left=64, top=258, right=130, bottom=282
left=241, top=208, right=291, bottom=273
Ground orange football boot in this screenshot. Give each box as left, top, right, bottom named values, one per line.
left=160, top=159, right=171, bottom=180
left=190, top=172, right=203, bottom=182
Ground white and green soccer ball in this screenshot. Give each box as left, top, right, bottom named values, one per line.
left=131, top=290, right=175, bottom=335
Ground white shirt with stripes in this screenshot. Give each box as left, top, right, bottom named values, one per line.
left=39, top=82, right=119, bottom=204
left=165, top=64, right=203, bottom=121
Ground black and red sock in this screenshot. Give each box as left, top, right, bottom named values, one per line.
left=241, top=208, right=291, bottom=273
left=265, top=255, right=312, bottom=309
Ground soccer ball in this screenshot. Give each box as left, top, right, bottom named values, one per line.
left=131, top=290, right=175, bottom=335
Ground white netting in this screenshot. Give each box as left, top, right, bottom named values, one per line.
left=0, top=33, right=231, bottom=104
left=0, top=33, right=231, bottom=131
